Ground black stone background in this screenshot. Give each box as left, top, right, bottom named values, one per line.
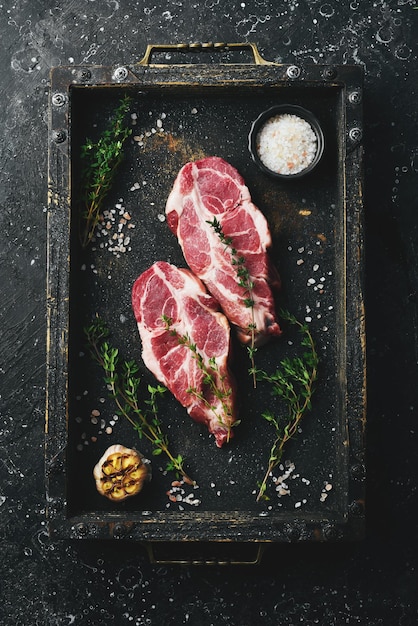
left=1, top=1, right=417, bottom=624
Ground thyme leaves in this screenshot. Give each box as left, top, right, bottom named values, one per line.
left=80, top=96, right=132, bottom=248
left=253, top=310, right=319, bottom=502
left=84, top=317, right=194, bottom=484
left=206, top=216, right=258, bottom=386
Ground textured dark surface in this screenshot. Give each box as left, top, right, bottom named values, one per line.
left=1, top=1, right=417, bottom=624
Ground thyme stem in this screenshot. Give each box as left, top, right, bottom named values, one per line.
left=253, top=310, right=318, bottom=502
left=80, top=96, right=132, bottom=248
left=84, top=317, right=195, bottom=484
left=206, top=217, right=257, bottom=387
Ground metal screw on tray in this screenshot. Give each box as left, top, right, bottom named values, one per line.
left=74, top=523, right=89, bottom=538
left=52, top=129, right=67, bottom=144
left=323, top=67, right=337, bottom=80
left=113, top=66, right=128, bottom=81
left=286, top=65, right=301, bottom=79
left=77, top=68, right=92, bottom=82
left=349, top=126, right=363, bottom=142
left=349, top=90, right=362, bottom=104
left=51, top=92, right=66, bottom=107
left=112, top=523, right=127, bottom=539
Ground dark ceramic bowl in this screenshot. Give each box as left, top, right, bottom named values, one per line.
left=248, top=104, right=325, bottom=179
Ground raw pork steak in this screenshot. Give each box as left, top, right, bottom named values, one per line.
left=165, top=156, right=281, bottom=345
left=132, top=261, right=237, bottom=447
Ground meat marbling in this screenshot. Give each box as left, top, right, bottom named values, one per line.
left=131, top=261, right=237, bottom=447
left=165, top=156, right=281, bottom=345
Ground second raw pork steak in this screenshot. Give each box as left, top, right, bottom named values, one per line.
left=132, top=261, right=237, bottom=447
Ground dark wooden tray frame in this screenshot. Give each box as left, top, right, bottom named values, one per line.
left=45, top=43, right=365, bottom=561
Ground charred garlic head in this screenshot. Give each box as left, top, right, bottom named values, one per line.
left=93, top=444, right=151, bottom=501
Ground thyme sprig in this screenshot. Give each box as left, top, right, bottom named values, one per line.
left=162, top=315, right=237, bottom=441
left=80, top=96, right=132, bottom=248
left=252, top=310, right=319, bottom=502
left=206, top=216, right=257, bottom=386
left=84, top=317, right=194, bottom=484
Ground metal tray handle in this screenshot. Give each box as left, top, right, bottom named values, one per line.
left=143, top=541, right=266, bottom=566
left=137, top=42, right=274, bottom=66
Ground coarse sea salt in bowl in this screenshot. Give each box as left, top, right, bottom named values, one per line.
left=248, top=104, right=324, bottom=179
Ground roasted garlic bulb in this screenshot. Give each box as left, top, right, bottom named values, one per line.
left=93, top=444, right=151, bottom=501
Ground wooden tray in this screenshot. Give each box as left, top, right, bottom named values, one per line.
left=46, top=43, right=365, bottom=563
